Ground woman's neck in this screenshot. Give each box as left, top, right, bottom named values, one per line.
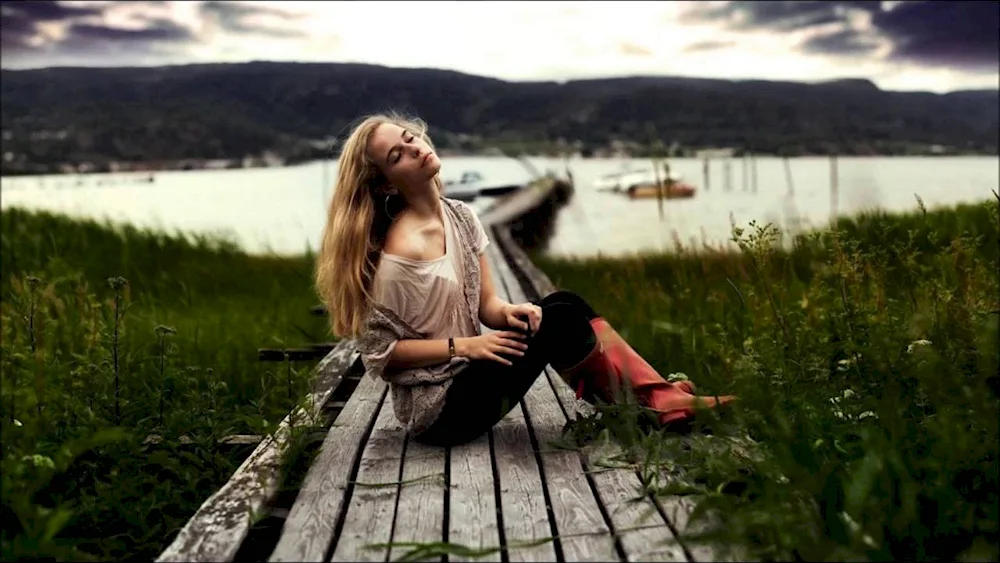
left=401, top=188, right=441, bottom=220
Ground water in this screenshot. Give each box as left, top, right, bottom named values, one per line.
left=2, top=156, right=996, bottom=258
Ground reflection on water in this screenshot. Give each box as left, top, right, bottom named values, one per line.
left=1, top=156, right=996, bottom=258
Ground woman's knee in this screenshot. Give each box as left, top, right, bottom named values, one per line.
left=538, top=290, right=599, bottom=320
left=532, top=297, right=597, bottom=367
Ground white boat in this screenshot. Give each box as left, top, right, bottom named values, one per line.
left=443, top=171, right=522, bottom=201
left=593, top=166, right=682, bottom=192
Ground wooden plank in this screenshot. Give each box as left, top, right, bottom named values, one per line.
left=157, top=339, right=359, bottom=563
left=522, top=375, right=618, bottom=561
left=494, top=226, right=557, bottom=298
left=478, top=177, right=558, bottom=227
left=494, top=223, right=733, bottom=562
left=492, top=405, right=559, bottom=562
left=448, top=433, right=502, bottom=561
left=493, top=230, right=685, bottom=561
left=494, top=234, right=616, bottom=559
left=388, top=439, right=448, bottom=562
left=483, top=240, right=557, bottom=562
left=545, top=368, right=686, bottom=562
left=328, top=398, right=408, bottom=562
left=259, top=346, right=334, bottom=362
left=656, top=496, right=717, bottom=562
left=268, top=374, right=387, bottom=562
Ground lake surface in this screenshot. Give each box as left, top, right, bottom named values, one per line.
left=2, top=156, right=996, bottom=258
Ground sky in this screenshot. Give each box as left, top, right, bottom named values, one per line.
left=1, top=0, right=997, bottom=93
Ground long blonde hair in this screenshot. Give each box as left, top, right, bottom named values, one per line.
left=315, top=112, right=442, bottom=338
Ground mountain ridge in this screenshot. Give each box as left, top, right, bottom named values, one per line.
left=1, top=61, right=996, bottom=174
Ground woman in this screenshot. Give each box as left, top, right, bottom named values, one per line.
left=315, top=112, right=735, bottom=447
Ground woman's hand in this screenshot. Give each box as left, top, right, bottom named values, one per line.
left=504, top=302, right=542, bottom=335
left=456, top=332, right=528, bottom=366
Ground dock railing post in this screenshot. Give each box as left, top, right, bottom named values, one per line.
left=782, top=155, right=795, bottom=197
left=830, top=154, right=839, bottom=227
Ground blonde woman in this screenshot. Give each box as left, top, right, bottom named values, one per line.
left=315, top=113, right=735, bottom=447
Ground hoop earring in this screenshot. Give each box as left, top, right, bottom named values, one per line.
left=384, top=193, right=398, bottom=218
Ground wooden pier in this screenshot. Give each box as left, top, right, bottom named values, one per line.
left=157, top=176, right=725, bottom=562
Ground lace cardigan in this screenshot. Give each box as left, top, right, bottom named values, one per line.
left=356, top=197, right=484, bottom=434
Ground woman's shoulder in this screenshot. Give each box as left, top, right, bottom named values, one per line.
left=440, top=197, right=480, bottom=226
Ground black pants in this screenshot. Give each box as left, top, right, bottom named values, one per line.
left=415, top=290, right=600, bottom=447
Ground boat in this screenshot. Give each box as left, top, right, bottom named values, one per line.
left=625, top=181, right=696, bottom=199
left=443, top=171, right=522, bottom=201
left=593, top=166, right=649, bottom=192
left=594, top=166, right=697, bottom=199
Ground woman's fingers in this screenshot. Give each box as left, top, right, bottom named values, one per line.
left=488, top=352, right=513, bottom=366
left=498, top=338, right=528, bottom=351
left=499, top=330, right=526, bottom=339
left=492, top=343, right=525, bottom=357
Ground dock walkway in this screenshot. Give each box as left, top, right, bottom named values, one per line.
left=158, top=178, right=720, bottom=562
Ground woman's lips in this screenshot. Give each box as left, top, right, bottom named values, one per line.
left=422, top=153, right=432, bottom=167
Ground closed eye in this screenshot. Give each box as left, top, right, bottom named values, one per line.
left=391, top=133, right=416, bottom=164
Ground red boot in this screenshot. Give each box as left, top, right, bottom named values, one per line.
left=558, top=318, right=736, bottom=427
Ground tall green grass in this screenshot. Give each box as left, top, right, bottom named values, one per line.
left=534, top=198, right=999, bottom=561
left=1, top=208, right=327, bottom=561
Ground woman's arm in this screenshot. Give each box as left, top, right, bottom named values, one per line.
left=478, top=254, right=513, bottom=330
left=387, top=338, right=455, bottom=369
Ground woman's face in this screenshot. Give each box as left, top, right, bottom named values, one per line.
left=366, top=122, right=441, bottom=194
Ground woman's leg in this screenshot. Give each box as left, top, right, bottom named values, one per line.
left=550, top=292, right=736, bottom=426
left=415, top=291, right=598, bottom=446
left=415, top=290, right=736, bottom=446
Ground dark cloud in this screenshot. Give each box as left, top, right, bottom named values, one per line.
left=199, top=0, right=306, bottom=39
left=874, top=1, right=999, bottom=72
left=67, top=19, right=195, bottom=44
left=800, top=29, right=879, bottom=56
left=682, top=39, right=737, bottom=53
left=680, top=1, right=880, bottom=32
left=680, top=1, right=998, bottom=72
left=0, top=0, right=103, bottom=22
left=0, top=1, right=195, bottom=65
left=0, top=0, right=105, bottom=53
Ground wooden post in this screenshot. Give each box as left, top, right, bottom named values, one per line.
left=782, top=156, right=794, bottom=196
left=742, top=153, right=749, bottom=192
left=646, top=122, right=665, bottom=219
left=652, top=156, right=665, bottom=219
left=751, top=154, right=758, bottom=194
left=724, top=157, right=732, bottom=192
left=830, top=154, right=839, bottom=225
left=702, top=157, right=710, bottom=192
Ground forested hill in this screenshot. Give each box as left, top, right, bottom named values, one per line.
left=1, top=61, right=996, bottom=172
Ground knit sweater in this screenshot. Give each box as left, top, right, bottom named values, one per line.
left=356, top=197, right=484, bottom=434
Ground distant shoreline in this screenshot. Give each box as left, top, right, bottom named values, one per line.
left=3, top=150, right=997, bottom=179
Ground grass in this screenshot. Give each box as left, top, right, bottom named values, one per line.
left=1, top=207, right=328, bottom=561
left=532, top=197, right=999, bottom=561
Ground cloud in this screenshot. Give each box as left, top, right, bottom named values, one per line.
left=682, top=39, right=737, bottom=53
left=0, top=0, right=104, bottom=52
left=0, top=0, right=196, bottom=62
left=873, top=0, right=999, bottom=72
left=799, top=28, right=880, bottom=56
left=679, top=0, right=999, bottom=71
left=618, top=42, right=652, bottom=57
left=680, top=1, right=880, bottom=32
left=199, top=1, right=307, bottom=39
left=1, top=0, right=104, bottom=22
left=67, top=19, right=194, bottom=44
